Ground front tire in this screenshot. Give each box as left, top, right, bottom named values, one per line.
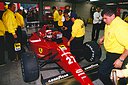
left=20, top=52, right=39, bottom=82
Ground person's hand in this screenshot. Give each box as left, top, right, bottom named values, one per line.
left=64, top=27, right=68, bottom=30
left=98, top=36, right=104, bottom=45
left=113, top=59, right=123, bottom=68
left=67, top=41, right=70, bottom=46
left=13, top=34, right=17, bottom=39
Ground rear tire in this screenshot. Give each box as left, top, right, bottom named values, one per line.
left=20, top=52, right=39, bottom=82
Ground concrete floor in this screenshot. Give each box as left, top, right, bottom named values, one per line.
left=0, top=24, right=105, bottom=85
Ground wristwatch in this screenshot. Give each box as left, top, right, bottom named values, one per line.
left=118, top=58, right=124, bottom=62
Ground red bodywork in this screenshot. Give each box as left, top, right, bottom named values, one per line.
left=28, top=25, right=93, bottom=85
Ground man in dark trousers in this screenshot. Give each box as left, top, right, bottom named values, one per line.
left=67, top=14, right=85, bottom=61
left=98, top=7, right=128, bottom=85
left=2, top=3, right=18, bottom=61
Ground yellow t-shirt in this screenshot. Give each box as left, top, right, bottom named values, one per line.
left=0, top=20, right=5, bottom=36
left=2, top=9, right=18, bottom=35
left=104, top=16, right=128, bottom=54
left=53, top=10, right=59, bottom=22
left=72, top=19, right=85, bottom=38
left=58, top=14, right=63, bottom=26
left=15, top=12, right=25, bottom=28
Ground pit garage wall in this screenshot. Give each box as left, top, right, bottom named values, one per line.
left=75, top=2, right=93, bottom=22
left=44, top=1, right=93, bottom=23
left=2, top=1, right=93, bottom=23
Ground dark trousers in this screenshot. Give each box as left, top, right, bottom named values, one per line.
left=53, top=21, right=58, bottom=28
left=15, top=26, right=25, bottom=56
left=5, top=32, right=16, bottom=61
left=70, top=36, right=84, bottom=60
left=91, top=23, right=101, bottom=41
left=63, top=30, right=71, bottom=40
left=16, top=26, right=27, bottom=47
left=0, top=36, right=5, bottom=64
left=98, top=52, right=127, bottom=85
left=16, top=26, right=22, bottom=44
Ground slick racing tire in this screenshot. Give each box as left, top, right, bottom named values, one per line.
left=20, top=52, right=39, bottom=82
left=83, top=41, right=102, bottom=62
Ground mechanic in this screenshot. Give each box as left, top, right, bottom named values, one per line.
left=58, top=9, right=65, bottom=27
left=67, top=14, right=85, bottom=61
left=63, top=13, right=73, bottom=40
left=64, top=5, right=71, bottom=16
left=2, top=3, right=18, bottom=61
left=58, top=9, right=65, bottom=32
left=0, top=13, right=6, bottom=66
left=91, top=7, right=102, bottom=41
left=98, top=7, right=128, bottom=85
left=64, top=5, right=77, bottom=18
left=52, top=6, right=59, bottom=28
left=15, top=9, right=25, bottom=55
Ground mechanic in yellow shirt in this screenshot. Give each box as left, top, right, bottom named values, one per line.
left=15, top=9, right=25, bottom=51
left=0, top=19, right=6, bottom=66
left=52, top=6, right=59, bottom=28
left=15, top=9, right=25, bottom=28
left=98, top=7, right=128, bottom=85
left=2, top=3, right=18, bottom=61
left=58, top=9, right=65, bottom=27
left=67, top=14, right=85, bottom=61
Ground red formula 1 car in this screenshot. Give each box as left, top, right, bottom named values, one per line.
left=20, top=25, right=102, bottom=85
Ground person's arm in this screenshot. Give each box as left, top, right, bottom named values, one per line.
left=113, top=49, right=128, bottom=68
left=113, top=27, right=128, bottom=68
left=98, top=36, right=104, bottom=45
left=67, top=36, right=74, bottom=46
left=20, top=15, right=25, bottom=28
left=0, top=20, right=5, bottom=34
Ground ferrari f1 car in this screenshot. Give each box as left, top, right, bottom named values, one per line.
left=20, top=24, right=102, bottom=85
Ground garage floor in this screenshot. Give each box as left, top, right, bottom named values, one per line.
left=0, top=24, right=105, bottom=85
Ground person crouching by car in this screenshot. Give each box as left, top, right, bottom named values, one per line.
left=67, top=14, right=85, bottom=61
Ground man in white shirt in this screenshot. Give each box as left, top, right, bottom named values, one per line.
left=91, top=7, right=102, bottom=41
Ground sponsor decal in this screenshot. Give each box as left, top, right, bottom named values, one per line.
left=14, top=42, right=21, bottom=51
left=86, top=44, right=95, bottom=61
left=84, top=63, right=99, bottom=71
left=76, top=69, right=87, bottom=79
left=59, top=45, right=67, bottom=50
left=39, top=48, right=43, bottom=53
left=47, top=74, right=69, bottom=83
